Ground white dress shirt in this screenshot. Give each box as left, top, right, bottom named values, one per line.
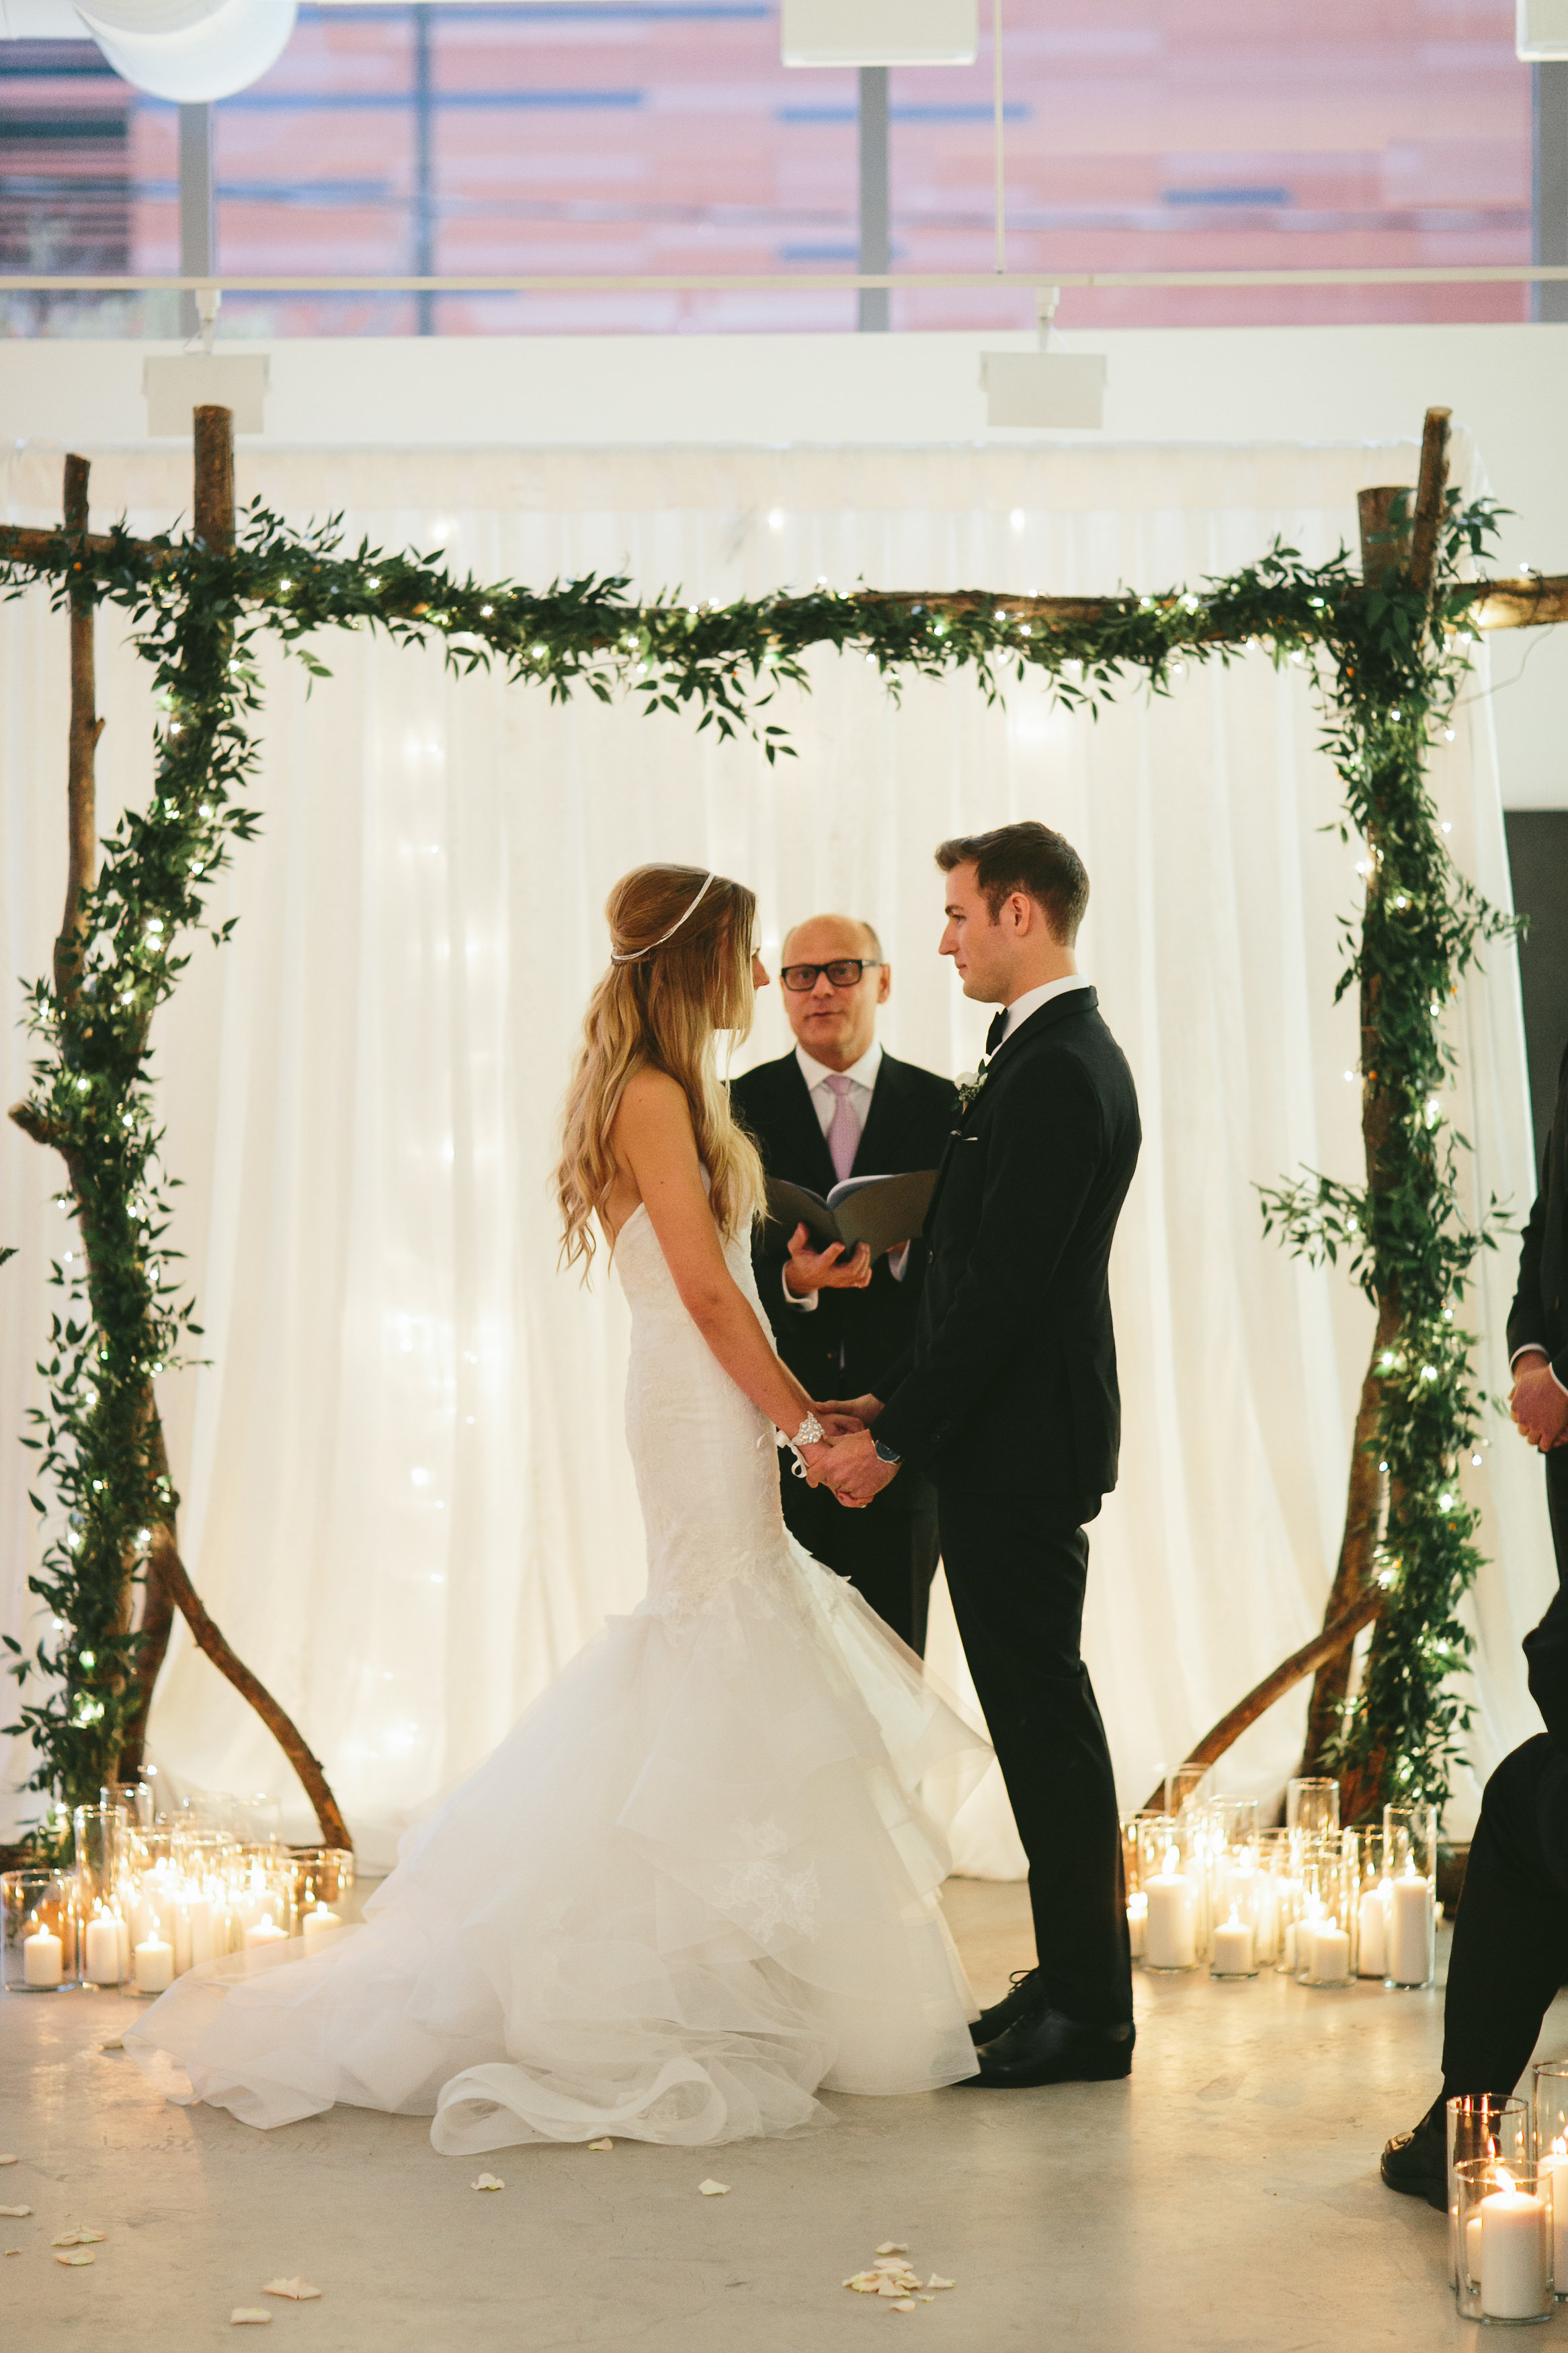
left=992, top=971, right=1094, bottom=1049
left=782, top=1039, right=893, bottom=1312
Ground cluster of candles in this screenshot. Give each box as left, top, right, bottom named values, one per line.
left=1122, top=1776, right=1438, bottom=1992
left=1, top=1784, right=353, bottom=1997
left=1446, top=2068, right=1568, bottom=2323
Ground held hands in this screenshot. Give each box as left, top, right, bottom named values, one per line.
left=783, top=1224, right=872, bottom=1298
left=1512, top=1351, right=1568, bottom=1451
left=798, top=1398, right=899, bottom=1510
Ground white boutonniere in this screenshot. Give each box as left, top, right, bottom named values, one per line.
left=954, top=1061, right=991, bottom=1119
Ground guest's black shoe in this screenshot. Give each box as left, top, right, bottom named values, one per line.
left=964, top=2005, right=1134, bottom=2089
left=1380, top=2109, right=1447, bottom=2212
left=970, top=1966, right=1049, bottom=2046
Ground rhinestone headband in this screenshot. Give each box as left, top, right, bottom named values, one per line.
left=609, top=871, right=716, bottom=965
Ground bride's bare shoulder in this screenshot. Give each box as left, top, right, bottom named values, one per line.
left=614, top=1067, right=696, bottom=1152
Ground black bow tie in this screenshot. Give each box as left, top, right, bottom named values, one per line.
left=985, top=1011, right=1008, bottom=1058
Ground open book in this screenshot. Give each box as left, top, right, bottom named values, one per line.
left=761, top=1170, right=938, bottom=1265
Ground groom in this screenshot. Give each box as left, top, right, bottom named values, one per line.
left=815, top=821, right=1141, bottom=2089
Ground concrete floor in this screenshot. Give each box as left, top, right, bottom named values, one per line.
left=0, top=1880, right=1555, bottom=2351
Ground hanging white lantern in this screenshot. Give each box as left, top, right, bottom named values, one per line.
left=75, top=0, right=296, bottom=103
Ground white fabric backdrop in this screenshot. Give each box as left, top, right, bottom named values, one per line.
left=0, top=436, right=1555, bottom=1868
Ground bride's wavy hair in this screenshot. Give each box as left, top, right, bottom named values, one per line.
left=556, top=863, right=766, bottom=1275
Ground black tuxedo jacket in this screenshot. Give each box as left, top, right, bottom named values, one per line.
left=874, top=986, right=1141, bottom=1501
left=1508, top=1037, right=1568, bottom=1388
left=730, top=1049, right=957, bottom=1417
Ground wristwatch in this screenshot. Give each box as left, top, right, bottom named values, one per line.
left=873, top=1437, right=903, bottom=1466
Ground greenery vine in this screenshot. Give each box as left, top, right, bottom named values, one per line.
left=1, top=477, right=1516, bottom=1826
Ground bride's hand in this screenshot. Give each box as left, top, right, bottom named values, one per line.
left=818, top=1394, right=884, bottom=1430
left=815, top=1410, right=867, bottom=1437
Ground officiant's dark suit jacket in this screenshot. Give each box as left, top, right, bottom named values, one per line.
left=731, top=1049, right=955, bottom=1654
left=1508, top=1035, right=1568, bottom=1586
left=873, top=986, right=1141, bottom=1503
left=731, top=1050, right=956, bottom=1419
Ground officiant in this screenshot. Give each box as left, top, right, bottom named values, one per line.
left=733, top=915, right=955, bottom=1654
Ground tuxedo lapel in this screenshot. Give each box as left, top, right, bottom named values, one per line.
left=986, top=985, right=1099, bottom=1077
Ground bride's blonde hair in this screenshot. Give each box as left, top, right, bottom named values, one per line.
left=556, top=863, right=766, bottom=1275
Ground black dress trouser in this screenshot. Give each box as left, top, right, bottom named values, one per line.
left=937, top=1484, right=1133, bottom=2029
left=779, top=1464, right=940, bottom=1657
left=1439, top=1734, right=1568, bottom=2105
left=1549, top=1445, right=1568, bottom=1592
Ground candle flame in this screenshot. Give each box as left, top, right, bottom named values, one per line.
left=1227, top=1905, right=1241, bottom=1927
left=1555, top=2137, right=1567, bottom=2159
left=1497, top=2165, right=1516, bottom=2194
left=1161, top=1847, right=1179, bottom=1878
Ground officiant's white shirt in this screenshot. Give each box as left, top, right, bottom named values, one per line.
left=780, top=1040, right=884, bottom=1313
left=994, top=971, right=1094, bottom=1046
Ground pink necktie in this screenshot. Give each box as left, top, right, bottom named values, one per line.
left=825, top=1072, right=860, bottom=1183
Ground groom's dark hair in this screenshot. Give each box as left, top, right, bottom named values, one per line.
left=936, top=822, right=1089, bottom=945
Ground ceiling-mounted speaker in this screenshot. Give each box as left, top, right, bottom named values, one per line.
left=145, top=354, right=270, bottom=437
left=1518, top=0, right=1568, bottom=56
left=781, top=0, right=977, bottom=68
left=981, top=353, right=1107, bottom=430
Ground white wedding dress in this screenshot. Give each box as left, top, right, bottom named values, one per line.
left=126, top=1195, right=987, bottom=2149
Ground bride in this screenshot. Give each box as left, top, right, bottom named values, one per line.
left=127, top=863, right=986, bottom=2150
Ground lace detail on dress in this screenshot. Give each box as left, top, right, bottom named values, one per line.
left=725, top=1816, right=821, bottom=1942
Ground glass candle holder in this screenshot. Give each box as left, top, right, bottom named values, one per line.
left=1165, top=1763, right=1210, bottom=1821
left=1354, top=1827, right=1390, bottom=1979
left=2, top=1868, right=80, bottom=1991
left=1450, top=2098, right=1533, bottom=2286
left=285, top=1847, right=356, bottom=1923
left=1294, top=1835, right=1357, bottom=1987
left=1456, top=2159, right=1553, bottom=2324
left=1138, top=1817, right=1202, bottom=1970
left=1384, top=1800, right=1438, bottom=1988
left=1286, top=1776, right=1341, bottom=1839
left=1121, top=1808, right=1164, bottom=1964
left=1251, top=1828, right=1291, bottom=1966
left=73, top=1800, right=126, bottom=1912
left=1532, top=2063, right=1568, bottom=2294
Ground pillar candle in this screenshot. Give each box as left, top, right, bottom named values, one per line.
left=1309, top=1918, right=1351, bottom=1983
left=23, top=1916, right=63, bottom=1987
left=1388, top=1870, right=1433, bottom=1985
left=1144, top=1865, right=1196, bottom=1968
left=134, top=1927, right=173, bottom=1994
left=1357, top=1883, right=1388, bottom=1978
left=1255, top=1880, right=1278, bottom=1962
left=172, top=1895, right=193, bottom=1977
left=302, top=1904, right=342, bottom=1950
left=244, top=1912, right=288, bottom=1952
left=1212, top=1916, right=1255, bottom=1975
left=187, top=1895, right=216, bottom=1967
left=84, top=1907, right=120, bottom=1985
left=1481, top=2184, right=1550, bottom=2318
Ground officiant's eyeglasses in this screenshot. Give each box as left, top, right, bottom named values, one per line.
left=780, top=959, right=882, bottom=993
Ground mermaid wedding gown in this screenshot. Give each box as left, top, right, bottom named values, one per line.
left=126, top=1197, right=987, bottom=2148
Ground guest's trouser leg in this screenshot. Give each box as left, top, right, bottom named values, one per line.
left=1439, top=1736, right=1568, bottom=2102
left=1548, top=1447, right=1568, bottom=1591
left=778, top=1465, right=939, bottom=1656
left=938, top=1485, right=1131, bottom=2028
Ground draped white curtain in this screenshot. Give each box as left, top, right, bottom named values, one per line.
left=0, top=436, right=1554, bottom=1868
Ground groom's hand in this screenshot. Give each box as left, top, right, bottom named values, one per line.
left=811, top=1428, right=899, bottom=1509
left=819, top=1392, right=884, bottom=1428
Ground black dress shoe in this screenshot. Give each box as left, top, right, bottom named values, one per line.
left=964, top=2004, right=1134, bottom=2089
left=1380, top=2108, right=1447, bottom=2212
left=970, top=1967, right=1050, bottom=2046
